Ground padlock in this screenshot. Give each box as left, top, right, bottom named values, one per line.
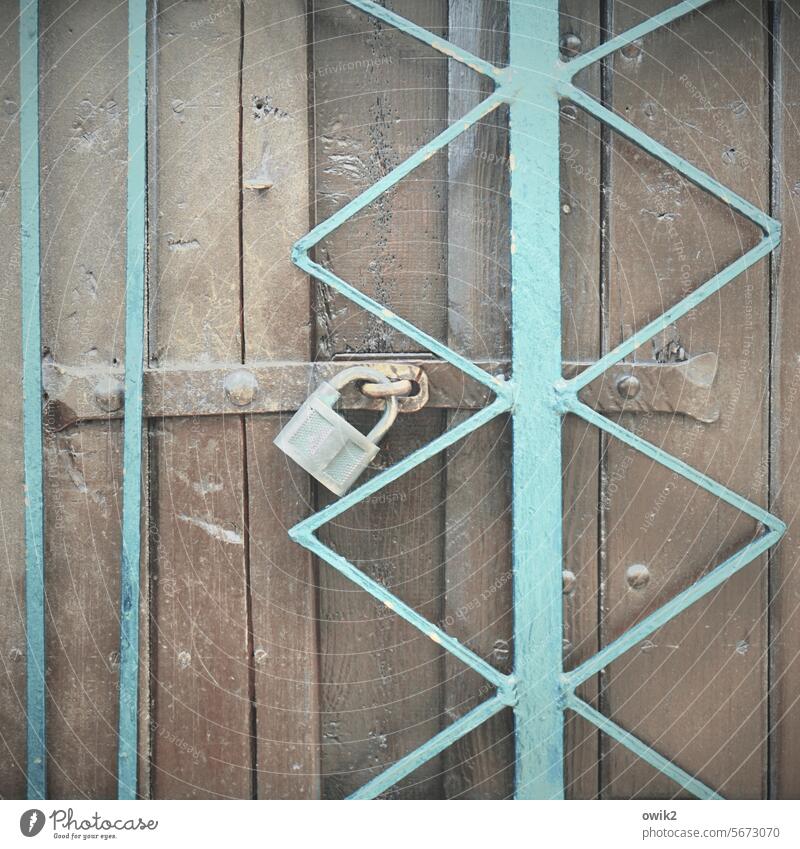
left=274, top=366, right=399, bottom=496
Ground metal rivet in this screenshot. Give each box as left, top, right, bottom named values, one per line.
left=94, top=376, right=124, bottom=412
left=621, top=39, right=643, bottom=60
left=616, top=374, right=641, bottom=400
left=559, top=33, right=582, bottom=59
left=626, top=563, right=650, bottom=589
left=562, top=203, right=572, bottom=214
left=224, top=369, right=259, bottom=407
left=242, top=177, right=273, bottom=190
left=562, top=569, right=576, bottom=594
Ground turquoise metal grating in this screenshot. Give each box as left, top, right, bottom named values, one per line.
left=16, top=0, right=783, bottom=800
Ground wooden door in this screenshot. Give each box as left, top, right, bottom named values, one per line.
left=2, top=0, right=800, bottom=800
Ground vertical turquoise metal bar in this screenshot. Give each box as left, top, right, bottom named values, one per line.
left=19, top=0, right=45, bottom=802
left=117, top=0, right=147, bottom=800
left=509, top=0, right=564, bottom=798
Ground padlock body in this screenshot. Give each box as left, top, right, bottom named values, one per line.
left=274, top=384, right=379, bottom=496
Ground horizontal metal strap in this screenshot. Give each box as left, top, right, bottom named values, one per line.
left=42, top=353, right=719, bottom=429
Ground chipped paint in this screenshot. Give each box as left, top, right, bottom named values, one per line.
left=177, top=514, right=244, bottom=546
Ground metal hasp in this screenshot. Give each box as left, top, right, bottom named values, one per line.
left=288, top=0, right=784, bottom=800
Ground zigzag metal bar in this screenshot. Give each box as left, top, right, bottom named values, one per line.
left=296, top=531, right=512, bottom=693
left=563, top=89, right=777, bottom=235
left=289, top=1, right=517, bottom=799
left=557, top=236, right=776, bottom=394
left=294, top=94, right=510, bottom=401
left=553, top=0, right=784, bottom=800
left=565, top=695, right=722, bottom=800
left=287, top=0, right=784, bottom=801
left=507, top=0, right=564, bottom=799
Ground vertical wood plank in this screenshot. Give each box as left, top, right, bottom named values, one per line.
left=602, top=0, right=770, bottom=798
left=0, top=0, right=26, bottom=798
left=442, top=0, right=514, bottom=800
left=311, top=0, right=449, bottom=799
left=770, top=0, right=800, bottom=801
left=149, top=0, right=251, bottom=799
left=560, top=0, right=602, bottom=800
left=38, top=0, right=129, bottom=798
left=241, top=0, right=320, bottom=799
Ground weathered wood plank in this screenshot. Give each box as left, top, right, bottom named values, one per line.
left=149, top=0, right=251, bottom=799
left=0, top=0, right=26, bottom=799
left=770, top=0, right=800, bottom=801
left=442, top=0, right=514, bottom=800
left=560, top=0, right=603, bottom=801
left=602, top=0, right=770, bottom=799
left=317, top=416, right=447, bottom=799
left=37, top=0, right=129, bottom=798
left=241, top=0, right=320, bottom=799
left=312, top=0, right=449, bottom=799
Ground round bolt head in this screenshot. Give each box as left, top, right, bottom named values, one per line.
left=94, top=376, right=124, bottom=412
left=562, top=569, right=577, bottom=594
left=621, top=39, right=643, bottom=60
left=224, top=369, right=259, bottom=407
left=616, top=374, right=641, bottom=400
left=559, top=32, right=582, bottom=59
left=626, top=563, right=651, bottom=589
left=491, top=638, right=510, bottom=665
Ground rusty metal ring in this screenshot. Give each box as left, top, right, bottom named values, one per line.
left=360, top=378, right=414, bottom=399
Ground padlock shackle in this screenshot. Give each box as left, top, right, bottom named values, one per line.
left=328, top=366, right=398, bottom=444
